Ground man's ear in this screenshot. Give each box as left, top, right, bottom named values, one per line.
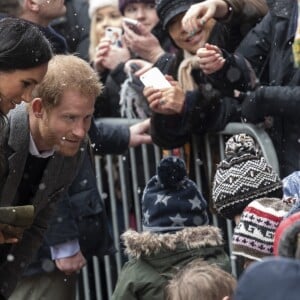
left=31, top=98, right=44, bottom=118
left=26, top=0, right=41, bottom=12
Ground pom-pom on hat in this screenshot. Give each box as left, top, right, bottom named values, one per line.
left=142, top=156, right=209, bottom=232
left=232, top=197, right=293, bottom=261
left=212, top=133, right=283, bottom=220
left=156, top=0, right=199, bottom=29
left=89, top=0, right=119, bottom=18
left=118, top=0, right=155, bottom=15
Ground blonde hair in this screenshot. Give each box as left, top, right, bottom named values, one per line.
left=165, top=260, right=236, bottom=300
left=89, top=14, right=99, bottom=61
left=88, top=5, right=122, bottom=61
left=32, top=54, right=102, bottom=110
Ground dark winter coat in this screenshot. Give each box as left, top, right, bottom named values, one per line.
left=51, top=0, right=90, bottom=60
left=112, top=226, right=231, bottom=300
left=209, top=0, right=300, bottom=176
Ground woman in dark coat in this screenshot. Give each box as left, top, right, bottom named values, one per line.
left=143, top=0, right=267, bottom=149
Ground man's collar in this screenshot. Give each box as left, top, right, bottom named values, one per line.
left=29, top=133, right=54, bottom=158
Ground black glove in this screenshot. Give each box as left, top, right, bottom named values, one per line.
left=240, top=89, right=265, bottom=123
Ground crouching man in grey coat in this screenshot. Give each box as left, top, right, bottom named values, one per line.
left=0, top=54, right=102, bottom=299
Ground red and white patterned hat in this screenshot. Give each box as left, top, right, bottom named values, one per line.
left=232, top=197, right=293, bottom=261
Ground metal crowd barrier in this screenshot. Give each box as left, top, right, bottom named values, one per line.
left=76, top=120, right=279, bottom=300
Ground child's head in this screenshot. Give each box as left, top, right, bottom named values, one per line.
left=232, top=197, right=293, bottom=269
left=273, top=211, right=300, bottom=258
left=142, top=156, right=209, bottom=232
left=212, top=133, right=283, bottom=221
left=234, top=257, right=300, bottom=300
left=283, top=171, right=300, bottom=199
left=165, top=260, right=236, bottom=300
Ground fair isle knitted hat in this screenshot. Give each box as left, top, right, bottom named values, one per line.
left=89, top=0, right=119, bottom=18
left=142, top=156, right=209, bottom=232
left=232, top=197, right=293, bottom=261
left=212, top=134, right=283, bottom=220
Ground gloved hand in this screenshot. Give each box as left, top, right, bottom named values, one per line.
left=239, top=90, right=265, bottom=123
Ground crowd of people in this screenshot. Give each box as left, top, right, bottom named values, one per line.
left=0, top=0, right=300, bottom=299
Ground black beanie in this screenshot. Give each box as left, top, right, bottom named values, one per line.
left=156, top=0, right=199, bottom=29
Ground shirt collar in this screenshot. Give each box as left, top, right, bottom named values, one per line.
left=29, top=134, right=54, bottom=158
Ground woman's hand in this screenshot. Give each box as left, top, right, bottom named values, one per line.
left=93, top=37, right=130, bottom=72
left=143, top=75, right=185, bottom=115
left=122, top=22, right=165, bottom=63
left=196, top=43, right=225, bottom=74
left=182, top=0, right=229, bottom=34
left=0, top=224, right=23, bottom=244
left=124, top=59, right=153, bottom=77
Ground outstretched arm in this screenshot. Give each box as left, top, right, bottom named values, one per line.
left=182, top=0, right=234, bottom=33
left=128, top=118, right=152, bottom=147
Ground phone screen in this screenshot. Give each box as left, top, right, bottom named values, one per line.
left=140, top=67, right=171, bottom=89
left=105, top=27, right=122, bottom=46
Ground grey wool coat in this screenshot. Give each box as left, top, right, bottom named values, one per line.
left=0, top=103, right=86, bottom=298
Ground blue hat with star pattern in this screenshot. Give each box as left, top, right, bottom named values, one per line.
left=142, top=156, right=209, bottom=232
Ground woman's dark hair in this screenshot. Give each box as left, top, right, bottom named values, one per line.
left=0, top=17, right=53, bottom=71
left=0, top=18, right=53, bottom=174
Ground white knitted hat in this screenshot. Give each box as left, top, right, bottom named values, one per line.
left=88, top=0, right=119, bottom=18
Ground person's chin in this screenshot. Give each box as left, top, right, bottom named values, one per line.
left=58, top=145, right=81, bottom=157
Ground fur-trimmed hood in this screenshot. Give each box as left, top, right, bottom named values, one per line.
left=122, top=226, right=224, bottom=258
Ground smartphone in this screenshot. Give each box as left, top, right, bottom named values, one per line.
left=123, top=17, right=140, bottom=34
left=105, top=26, right=122, bottom=47
left=139, top=67, right=171, bottom=89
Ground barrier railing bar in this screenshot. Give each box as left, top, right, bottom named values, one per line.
left=106, top=155, right=122, bottom=274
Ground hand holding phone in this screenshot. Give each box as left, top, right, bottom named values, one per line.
left=123, top=17, right=141, bottom=35
left=105, top=27, right=123, bottom=47
left=139, top=67, right=171, bottom=89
